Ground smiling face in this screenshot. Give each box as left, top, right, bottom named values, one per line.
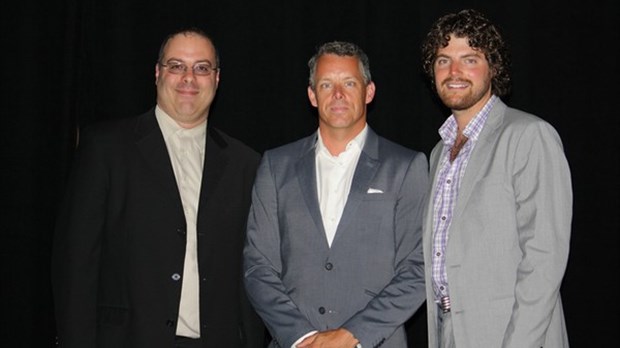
left=155, top=32, right=220, bottom=128
left=433, top=35, right=493, bottom=120
left=307, top=54, right=375, bottom=137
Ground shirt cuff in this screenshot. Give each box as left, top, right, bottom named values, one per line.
left=292, top=331, right=318, bottom=348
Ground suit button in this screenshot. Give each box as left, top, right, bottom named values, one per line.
left=166, top=319, right=175, bottom=327
left=171, top=273, right=181, bottom=281
left=177, top=228, right=186, bottom=236
left=325, top=262, right=333, bottom=271
left=318, top=307, right=326, bottom=314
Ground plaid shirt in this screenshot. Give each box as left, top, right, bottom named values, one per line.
left=431, top=95, right=497, bottom=302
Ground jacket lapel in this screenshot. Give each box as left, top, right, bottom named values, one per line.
left=332, top=128, right=380, bottom=246
left=200, top=127, right=228, bottom=205
left=134, top=110, right=184, bottom=218
left=451, top=100, right=506, bottom=223
left=295, top=133, right=327, bottom=242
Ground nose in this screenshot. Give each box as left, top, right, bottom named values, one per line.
left=449, top=62, right=461, bottom=76
left=333, top=85, right=344, bottom=99
left=182, top=69, right=196, bottom=82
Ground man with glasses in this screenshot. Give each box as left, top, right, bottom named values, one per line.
left=52, top=28, right=264, bottom=348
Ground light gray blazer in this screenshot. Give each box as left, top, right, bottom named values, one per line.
left=424, top=99, right=572, bottom=348
left=244, top=127, right=428, bottom=348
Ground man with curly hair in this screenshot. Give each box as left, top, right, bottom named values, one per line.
left=420, top=9, right=572, bottom=348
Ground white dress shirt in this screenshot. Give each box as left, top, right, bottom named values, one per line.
left=316, top=125, right=367, bottom=247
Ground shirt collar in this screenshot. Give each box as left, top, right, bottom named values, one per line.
left=155, top=105, right=206, bottom=143
left=438, top=95, right=497, bottom=145
left=316, top=124, right=368, bottom=157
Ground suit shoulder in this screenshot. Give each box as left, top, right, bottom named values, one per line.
left=77, top=113, right=145, bottom=150
left=263, top=133, right=315, bottom=159
left=487, top=108, right=567, bottom=165
left=377, top=136, right=426, bottom=161
left=80, top=115, right=135, bottom=135
left=503, top=106, right=555, bottom=129
left=208, top=127, right=260, bottom=161
left=501, top=107, right=563, bottom=140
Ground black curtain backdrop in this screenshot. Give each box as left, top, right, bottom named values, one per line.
left=1, top=0, right=617, bottom=346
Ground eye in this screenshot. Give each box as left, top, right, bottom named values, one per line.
left=464, top=58, right=478, bottom=64
left=193, top=64, right=213, bottom=75
left=168, top=63, right=186, bottom=73
left=435, top=58, right=449, bottom=66
left=319, top=82, right=332, bottom=89
left=344, top=81, right=356, bottom=87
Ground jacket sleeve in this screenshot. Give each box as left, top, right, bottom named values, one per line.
left=243, top=152, right=316, bottom=348
left=51, top=127, right=108, bottom=347
left=502, top=121, right=572, bottom=347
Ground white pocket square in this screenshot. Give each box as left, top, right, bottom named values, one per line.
left=367, top=188, right=384, bottom=194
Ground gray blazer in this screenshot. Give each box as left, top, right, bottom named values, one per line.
left=244, top=127, right=428, bottom=348
left=423, top=99, right=572, bottom=348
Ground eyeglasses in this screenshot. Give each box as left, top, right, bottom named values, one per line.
left=159, top=60, right=219, bottom=76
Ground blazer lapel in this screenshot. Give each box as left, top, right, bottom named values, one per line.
left=295, top=134, right=326, bottom=241
left=134, top=111, right=184, bottom=217
left=332, top=128, right=380, bottom=246
left=451, top=100, right=506, bottom=222
left=200, top=127, right=229, bottom=205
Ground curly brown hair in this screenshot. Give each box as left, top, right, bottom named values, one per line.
left=421, top=9, right=511, bottom=97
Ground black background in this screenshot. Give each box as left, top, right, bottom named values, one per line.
left=1, top=0, right=617, bottom=346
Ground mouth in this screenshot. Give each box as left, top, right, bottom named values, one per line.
left=329, top=102, right=349, bottom=113
left=443, top=79, right=470, bottom=89
left=176, top=88, right=199, bottom=96
left=330, top=107, right=349, bottom=114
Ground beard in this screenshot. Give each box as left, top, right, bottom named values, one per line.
left=437, top=77, right=492, bottom=111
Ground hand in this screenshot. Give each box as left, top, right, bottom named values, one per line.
left=297, top=328, right=359, bottom=348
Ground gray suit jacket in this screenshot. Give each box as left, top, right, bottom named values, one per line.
left=424, top=99, right=572, bottom=348
left=244, top=127, right=428, bottom=348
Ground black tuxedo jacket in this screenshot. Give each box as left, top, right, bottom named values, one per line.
left=52, top=109, right=264, bottom=347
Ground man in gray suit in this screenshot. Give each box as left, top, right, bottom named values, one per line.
left=243, top=41, right=428, bottom=348
left=420, top=9, right=572, bottom=348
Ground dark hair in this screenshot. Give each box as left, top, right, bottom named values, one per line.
left=307, top=41, right=372, bottom=90
left=421, top=9, right=511, bottom=97
left=157, top=27, right=220, bottom=68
